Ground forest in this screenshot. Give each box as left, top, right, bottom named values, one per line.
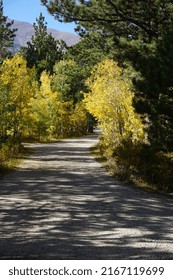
left=0, top=0, right=173, bottom=192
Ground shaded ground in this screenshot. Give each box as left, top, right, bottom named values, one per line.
left=0, top=131, right=173, bottom=259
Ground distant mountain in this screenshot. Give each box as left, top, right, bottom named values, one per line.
left=8, top=18, right=80, bottom=52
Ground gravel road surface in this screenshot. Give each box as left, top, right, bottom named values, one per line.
left=0, top=131, right=173, bottom=259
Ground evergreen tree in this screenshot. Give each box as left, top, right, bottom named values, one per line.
left=0, top=0, right=17, bottom=63
left=20, top=13, right=65, bottom=79
left=134, top=23, right=173, bottom=151
left=41, top=0, right=173, bottom=42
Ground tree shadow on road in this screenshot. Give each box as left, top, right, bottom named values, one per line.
left=0, top=135, right=173, bottom=259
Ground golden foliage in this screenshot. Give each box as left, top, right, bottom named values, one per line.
left=0, top=54, right=37, bottom=138
left=84, top=59, right=144, bottom=148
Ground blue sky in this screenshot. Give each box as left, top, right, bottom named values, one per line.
left=3, top=0, right=76, bottom=33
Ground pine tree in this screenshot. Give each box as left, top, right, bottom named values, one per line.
left=20, top=13, right=65, bottom=79
left=134, top=22, right=173, bottom=151
left=41, top=0, right=173, bottom=42
left=0, top=0, right=17, bottom=63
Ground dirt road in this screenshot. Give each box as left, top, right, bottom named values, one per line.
left=0, top=131, right=173, bottom=259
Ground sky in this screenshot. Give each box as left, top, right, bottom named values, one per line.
left=3, top=0, right=76, bottom=33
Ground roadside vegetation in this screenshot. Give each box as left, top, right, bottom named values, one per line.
left=1, top=1, right=173, bottom=192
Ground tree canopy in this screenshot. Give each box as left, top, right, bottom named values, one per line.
left=84, top=59, right=144, bottom=148
left=0, top=54, right=37, bottom=143
left=52, top=59, right=84, bottom=104
left=41, top=0, right=173, bottom=151
left=41, top=0, right=173, bottom=42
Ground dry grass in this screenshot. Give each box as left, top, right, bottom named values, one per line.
left=0, top=143, right=31, bottom=177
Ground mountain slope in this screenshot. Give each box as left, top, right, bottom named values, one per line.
left=9, top=18, right=80, bottom=52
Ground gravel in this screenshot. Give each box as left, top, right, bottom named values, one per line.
left=0, top=131, right=173, bottom=259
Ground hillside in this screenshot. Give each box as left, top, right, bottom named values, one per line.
left=9, top=18, right=80, bottom=52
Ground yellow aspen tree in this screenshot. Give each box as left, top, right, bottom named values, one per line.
left=31, top=71, right=87, bottom=139
left=55, top=99, right=73, bottom=137
left=70, top=102, right=88, bottom=135
left=84, top=59, right=144, bottom=149
left=31, top=71, right=73, bottom=139
left=30, top=71, right=59, bottom=139
left=0, top=54, right=37, bottom=142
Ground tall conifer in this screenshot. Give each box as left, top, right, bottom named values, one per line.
left=0, top=0, right=16, bottom=63
left=20, top=13, right=65, bottom=79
